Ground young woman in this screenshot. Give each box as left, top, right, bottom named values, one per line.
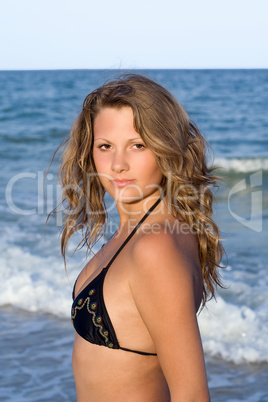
left=55, top=74, right=223, bottom=401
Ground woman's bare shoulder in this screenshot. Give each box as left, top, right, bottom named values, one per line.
left=131, top=219, right=200, bottom=270
left=128, top=219, right=203, bottom=309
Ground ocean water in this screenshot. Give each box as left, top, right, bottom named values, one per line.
left=0, top=69, right=267, bottom=401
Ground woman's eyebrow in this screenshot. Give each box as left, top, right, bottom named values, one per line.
left=93, top=138, right=111, bottom=142
left=128, top=137, right=143, bottom=142
left=94, top=137, right=143, bottom=143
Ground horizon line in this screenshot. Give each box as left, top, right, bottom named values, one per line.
left=1, top=67, right=268, bottom=72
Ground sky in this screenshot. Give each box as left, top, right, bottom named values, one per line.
left=0, top=0, right=267, bottom=70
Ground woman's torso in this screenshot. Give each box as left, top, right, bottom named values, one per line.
left=72, top=210, right=202, bottom=401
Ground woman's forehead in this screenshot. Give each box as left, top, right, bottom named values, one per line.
left=93, top=107, right=137, bottom=138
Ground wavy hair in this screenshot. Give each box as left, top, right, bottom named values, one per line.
left=49, top=73, right=224, bottom=307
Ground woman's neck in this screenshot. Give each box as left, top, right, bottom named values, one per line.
left=115, top=190, right=165, bottom=229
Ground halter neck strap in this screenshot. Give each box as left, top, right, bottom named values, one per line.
left=105, top=193, right=165, bottom=269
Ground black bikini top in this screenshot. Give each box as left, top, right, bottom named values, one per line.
left=71, top=194, right=164, bottom=356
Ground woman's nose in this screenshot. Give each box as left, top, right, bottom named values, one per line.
left=111, top=151, right=129, bottom=173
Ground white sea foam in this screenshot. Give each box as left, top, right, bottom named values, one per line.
left=0, top=246, right=72, bottom=317
left=198, top=296, right=268, bottom=364
left=214, top=157, right=268, bottom=173
left=0, top=234, right=95, bottom=318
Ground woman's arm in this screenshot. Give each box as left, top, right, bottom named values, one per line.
left=129, top=229, right=210, bottom=402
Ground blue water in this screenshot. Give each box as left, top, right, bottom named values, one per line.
left=0, top=69, right=268, bottom=401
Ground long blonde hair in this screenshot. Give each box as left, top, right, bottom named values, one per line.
left=49, top=73, right=224, bottom=306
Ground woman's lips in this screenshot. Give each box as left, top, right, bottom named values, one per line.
left=111, top=179, right=135, bottom=188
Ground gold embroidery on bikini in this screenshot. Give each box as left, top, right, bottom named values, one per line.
left=71, top=297, right=109, bottom=343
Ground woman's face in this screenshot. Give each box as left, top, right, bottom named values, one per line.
left=93, top=107, right=163, bottom=204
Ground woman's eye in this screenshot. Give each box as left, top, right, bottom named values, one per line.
left=98, top=144, right=111, bottom=150
left=133, top=143, right=145, bottom=150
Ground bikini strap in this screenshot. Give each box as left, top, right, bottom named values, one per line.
left=105, top=193, right=165, bottom=270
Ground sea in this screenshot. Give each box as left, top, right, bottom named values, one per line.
left=0, top=69, right=267, bottom=402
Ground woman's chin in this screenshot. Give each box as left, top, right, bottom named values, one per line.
left=114, top=194, right=144, bottom=205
